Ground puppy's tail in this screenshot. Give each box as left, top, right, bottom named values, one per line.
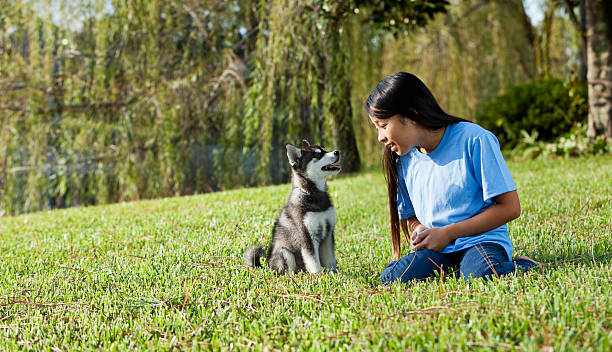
left=243, top=246, right=266, bottom=268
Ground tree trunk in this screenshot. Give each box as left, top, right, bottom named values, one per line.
left=585, top=0, right=612, bottom=138
left=580, top=0, right=588, bottom=81
left=561, top=0, right=588, bottom=81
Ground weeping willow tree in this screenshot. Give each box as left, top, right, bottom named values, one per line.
left=0, top=0, right=253, bottom=215
left=244, top=1, right=354, bottom=185
left=1, top=0, right=452, bottom=215
left=245, top=0, right=450, bottom=183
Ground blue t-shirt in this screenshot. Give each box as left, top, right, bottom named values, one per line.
left=397, top=122, right=516, bottom=259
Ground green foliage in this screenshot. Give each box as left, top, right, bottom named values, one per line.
left=476, top=79, right=588, bottom=148
left=0, top=1, right=254, bottom=215
left=0, top=0, right=454, bottom=215
left=383, top=0, right=539, bottom=127
left=1, top=0, right=588, bottom=217
left=511, top=123, right=612, bottom=160
left=311, top=0, right=449, bottom=34
left=244, top=0, right=331, bottom=184
left=0, top=156, right=610, bottom=349
left=245, top=0, right=450, bottom=183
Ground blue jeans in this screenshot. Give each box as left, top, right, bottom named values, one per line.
left=381, top=242, right=537, bottom=284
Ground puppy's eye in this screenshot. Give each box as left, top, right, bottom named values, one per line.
left=314, top=152, right=323, bottom=158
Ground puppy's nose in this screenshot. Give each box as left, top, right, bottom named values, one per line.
left=333, top=150, right=339, bottom=157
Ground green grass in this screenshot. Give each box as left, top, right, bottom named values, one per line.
left=1, top=155, right=610, bottom=351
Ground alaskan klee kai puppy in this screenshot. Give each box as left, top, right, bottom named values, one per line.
left=243, top=140, right=341, bottom=274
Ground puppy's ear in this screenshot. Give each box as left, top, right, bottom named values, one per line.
left=301, top=140, right=310, bottom=148
left=286, top=144, right=301, bottom=168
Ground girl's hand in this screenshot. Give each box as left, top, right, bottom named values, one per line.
left=409, top=225, right=428, bottom=250
left=411, top=226, right=452, bottom=252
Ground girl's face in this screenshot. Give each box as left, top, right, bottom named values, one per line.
left=369, top=114, right=420, bottom=156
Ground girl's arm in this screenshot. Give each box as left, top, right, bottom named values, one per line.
left=402, top=217, right=426, bottom=234
left=411, top=190, right=521, bottom=252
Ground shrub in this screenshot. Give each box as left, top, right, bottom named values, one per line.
left=510, top=123, right=612, bottom=160
left=476, top=79, right=588, bottom=149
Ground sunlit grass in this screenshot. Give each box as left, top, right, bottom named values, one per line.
left=0, top=155, right=610, bottom=351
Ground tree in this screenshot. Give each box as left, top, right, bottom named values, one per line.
left=245, top=0, right=450, bottom=184
left=0, top=0, right=258, bottom=214
left=585, top=0, right=612, bottom=138
left=0, top=0, right=454, bottom=213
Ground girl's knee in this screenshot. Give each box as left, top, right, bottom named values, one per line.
left=459, top=243, right=514, bottom=281
left=380, top=259, right=401, bottom=285
left=380, top=269, right=393, bottom=285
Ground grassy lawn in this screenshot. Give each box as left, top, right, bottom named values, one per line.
left=0, top=155, right=610, bottom=351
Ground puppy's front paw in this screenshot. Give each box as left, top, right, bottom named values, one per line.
left=325, top=267, right=338, bottom=275
left=306, top=266, right=323, bottom=274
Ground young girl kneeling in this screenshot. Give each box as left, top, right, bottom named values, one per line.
left=365, top=72, right=538, bottom=284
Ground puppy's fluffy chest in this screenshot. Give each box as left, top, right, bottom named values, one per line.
left=302, top=207, right=336, bottom=239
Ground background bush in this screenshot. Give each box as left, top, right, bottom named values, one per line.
left=476, top=79, right=588, bottom=149
left=509, top=123, right=612, bottom=160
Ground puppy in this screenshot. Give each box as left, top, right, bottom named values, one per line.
left=243, top=140, right=341, bottom=274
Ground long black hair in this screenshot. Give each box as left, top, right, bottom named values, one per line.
left=365, top=72, right=469, bottom=259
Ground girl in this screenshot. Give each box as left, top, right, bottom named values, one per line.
left=365, top=72, right=538, bottom=284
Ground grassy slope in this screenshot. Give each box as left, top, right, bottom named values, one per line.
left=0, top=155, right=610, bottom=351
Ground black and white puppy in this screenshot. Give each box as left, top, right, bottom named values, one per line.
left=243, top=140, right=341, bottom=274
